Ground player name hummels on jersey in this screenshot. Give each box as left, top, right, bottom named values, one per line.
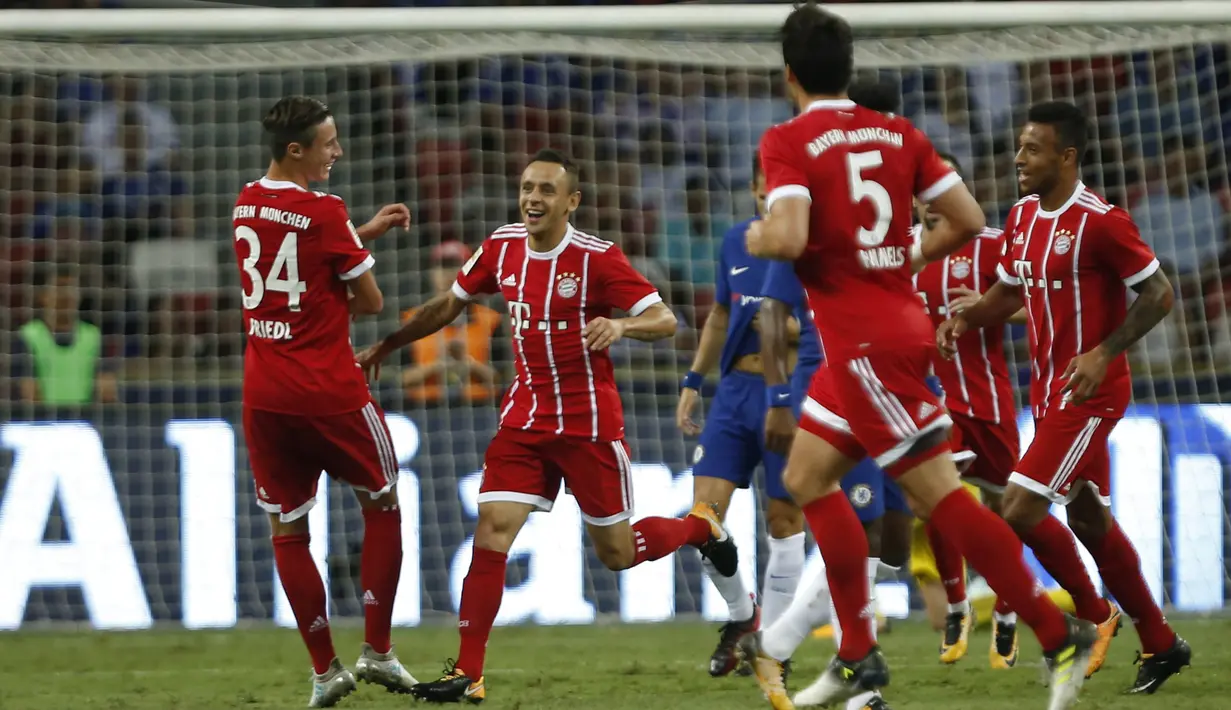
left=233, top=204, right=313, bottom=230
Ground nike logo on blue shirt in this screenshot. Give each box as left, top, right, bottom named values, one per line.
left=730, top=266, right=750, bottom=275
left=776, top=393, right=790, bottom=401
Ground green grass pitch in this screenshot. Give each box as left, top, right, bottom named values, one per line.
left=0, top=618, right=1225, bottom=709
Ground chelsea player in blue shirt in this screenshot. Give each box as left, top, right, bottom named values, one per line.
left=676, top=153, right=819, bottom=677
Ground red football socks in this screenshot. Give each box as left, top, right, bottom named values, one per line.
left=803, top=491, right=874, bottom=661
left=926, top=520, right=967, bottom=605
left=1089, top=522, right=1176, bottom=654
left=272, top=533, right=336, bottom=675
left=1021, top=515, right=1111, bottom=623
left=631, top=516, right=711, bottom=566
left=361, top=505, right=403, bottom=654
left=994, top=597, right=1014, bottom=617
left=456, top=546, right=508, bottom=680
left=929, top=489, right=1069, bottom=651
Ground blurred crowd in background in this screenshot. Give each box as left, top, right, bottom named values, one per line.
left=2, top=0, right=1231, bottom=410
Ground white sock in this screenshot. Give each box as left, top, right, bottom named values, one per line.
left=866, top=557, right=880, bottom=643
left=993, top=611, right=1018, bottom=626
left=702, top=557, right=755, bottom=621
left=846, top=691, right=878, bottom=710
left=762, top=532, right=806, bottom=628
left=829, top=592, right=842, bottom=648
left=948, top=599, right=971, bottom=615
left=876, top=561, right=900, bottom=581
left=762, top=563, right=830, bottom=662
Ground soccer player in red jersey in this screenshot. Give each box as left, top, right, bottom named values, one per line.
left=911, top=153, right=1025, bottom=668
left=745, top=6, right=1093, bottom=709
left=358, top=148, right=738, bottom=704
left=233, top=96, right=417, bottom=707
left=939, top=101, right=1192, bottom=694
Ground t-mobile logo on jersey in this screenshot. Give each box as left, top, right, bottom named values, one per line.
left=1013, top=260, right=1065, bottom=291
left=508, top=301, right=531, bottom=340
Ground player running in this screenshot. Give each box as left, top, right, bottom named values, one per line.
left=358, top=148, right=738, bottom=705
left=746, top=6, right=1095, bottom=710
left=675, top=151, right=817, bottom=678
left=938, top=101, right=1193, bottom=693
left=232, top=96, right=416, bottom=707
left=911, top=152, right=1024, bottom=668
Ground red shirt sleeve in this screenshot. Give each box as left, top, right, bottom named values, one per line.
left=1092, top=207, right=1161, bottom=287
left=597, top=245, right=662, bottom=315
left=759, top=124, right=812, bottom=213
left=978, top=229, right=1005, bottom=289
left=451, top=238, right=500, bottom=300
left=318, top=198, right=373, bottom=281
left=997, top=207, right=1022, bottom=287
left=909, top=126, right=962, bottom=203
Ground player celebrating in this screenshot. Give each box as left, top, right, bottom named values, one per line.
left=233, top=96, right=416, bottom=707
left=675, top=151, right=816, bottom=677
left=746, top=6, right=1094, bottom=710
left=358, top=148, right=737, bottom=705
left=938, top=101, right=1192, bottom=693
left=911, top=153, right=1023, bottom=668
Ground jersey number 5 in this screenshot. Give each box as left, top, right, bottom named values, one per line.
left=847, top=151, right=893, bottom=247
left=235, top=226, right=307, bottom=311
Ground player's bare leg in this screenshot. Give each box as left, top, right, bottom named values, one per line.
left=754, top=430, right=876, bottom=710
left=1001, top=483, right=1119, bottom=677
left=268, top=513, right=356, bottom=707
left=1063, top=486, right=1190, bottom=690
left=412, top=500, right=536, bottom=705
left=351, top=487, right=417, bottom=694
left=690, top=476, right=760, bottom=677
left=895, top=445, right=1096, bottom=710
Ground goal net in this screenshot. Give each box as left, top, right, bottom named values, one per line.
left=0, top=5, right=1229, bottom=630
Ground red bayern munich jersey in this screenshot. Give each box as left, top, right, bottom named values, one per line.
left=233, top=177, right=374, bottom=415
left=759, top=99, right=962, bottom=359
left=912, top=224, right=1016, bottom=425
left=997, top=181, right=1160, bottom=420
left=452, top=223, right=661, bottom=442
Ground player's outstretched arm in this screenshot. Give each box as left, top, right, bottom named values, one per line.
left=759, top=297, right=796, bottom=454
left=1062, top=268, right=1173, bottom=404
left=357, top=290, right=467, bottom=380
left=912, top=182, right=986, bottom=273
left=937, top=281, right=1023, bottom=359
left=678, top=304, right=729, bottom=435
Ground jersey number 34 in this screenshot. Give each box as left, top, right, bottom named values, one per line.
left=235, top=226, right=307, bottom=311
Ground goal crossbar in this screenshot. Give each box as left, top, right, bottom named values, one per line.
left=3, top=1, right=1231, bottom=38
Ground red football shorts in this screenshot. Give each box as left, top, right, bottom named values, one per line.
left=480, top=427, right=634, bottom=527
left=799, top=345, right=952, bottom=477
left=950, top=411, right=1019, bottom=491
left=1009, top=408, right=1117, bottom=506
left=243, top=400, right=399, bottom=522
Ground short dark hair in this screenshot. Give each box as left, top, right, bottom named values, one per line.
left=262, top=96, right=332, bottom=162
left=1026, top=101, right=1088, bottom=164
left=780, top=2, right=854, bottom=96
left=936, top=151, right=963, bottom=177
left=528, top=148, right=580, bottom=192
left=847, top=80, right=900, bottom=115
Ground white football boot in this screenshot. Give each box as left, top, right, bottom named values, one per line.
left=355, top=643, right=418, bottom=694
left=308, top=658, right=357, bottom=708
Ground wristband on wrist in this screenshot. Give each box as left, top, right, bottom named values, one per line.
left=766, top=383, right=792, bottom=408
left=682, top=371, right=704, bottom=391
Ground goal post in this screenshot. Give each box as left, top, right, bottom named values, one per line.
left=0, top=2, right=1228, bottom=630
